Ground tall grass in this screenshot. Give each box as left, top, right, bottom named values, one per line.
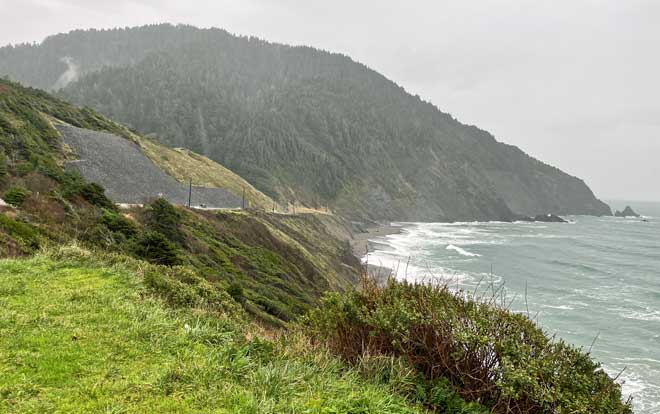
left=0, top=246, right=426, bottom=413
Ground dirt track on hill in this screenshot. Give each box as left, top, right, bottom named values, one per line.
left=58, top=124, right=242, bottom=208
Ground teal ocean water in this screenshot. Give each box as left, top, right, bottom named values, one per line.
left=364, top=201, right=660, bottom=413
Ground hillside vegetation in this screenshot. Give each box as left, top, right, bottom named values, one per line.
left=0, top=35, right=632, bottom=414
left=304, top=279, right=632, bottom=414
left=137, top=138, right=274, bottom=210
left=1, top=24, right=611, bottom=220
left=0, top=247, right=425, bottom=414
left=0, top=247, right=632, bottom=413
left=0, top=79, right=360, bottom=325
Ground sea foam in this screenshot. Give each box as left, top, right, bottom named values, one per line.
left=446, top=244, right=481, bottom=257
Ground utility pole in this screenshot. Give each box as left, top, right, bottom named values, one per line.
left=187, top=178, right=192, bottom=208
left=242, top=187, right=246, bottom=209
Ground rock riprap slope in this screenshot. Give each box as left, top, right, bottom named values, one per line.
left=58, top=124, right=242, bottom=207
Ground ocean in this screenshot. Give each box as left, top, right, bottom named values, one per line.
left=363, top=201, right=660, bottom=413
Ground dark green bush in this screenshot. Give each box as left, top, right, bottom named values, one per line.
left=0, top=213, right=41, bottom=251
left=0, top=153, right=8, bottom=182
left=146, top=198, right=184, bottom=244
left=131, top=231, right=182, bottom=266
left=303, top=279, right=632, bottom=414
left=60, top=171, right=86, bottom=199
left=3, top=185, right=32, bottom=206
left=80, top=223, right=115, bottom=247
left=15, top=162, right=35, bottom=177
left=79, top=182, right=114, bottom=209
left=100, top=208, right=138, bottom=238
left=354, top=354, right=486, bottom=413
left=227, top=281, right=246, bottom=304
left=143, top=265, right=240, bottom=315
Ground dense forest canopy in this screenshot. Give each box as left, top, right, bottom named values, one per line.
left=0, top=24, right=611, bottom=220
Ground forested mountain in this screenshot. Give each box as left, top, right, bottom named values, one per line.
left=0, top=24, right=611, bottom=221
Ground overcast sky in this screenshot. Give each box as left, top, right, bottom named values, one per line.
left=1, top=0, right=658, bottom=201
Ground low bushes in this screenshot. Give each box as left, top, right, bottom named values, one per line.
left=0, top=213, right=42, bottom=252
left=100, top=208, right=138, bottom=238
left=145, top=198, right=184, bottom=244
left=79, top=182, right=114, bottom=209
left=130, top=231, right=182, bottom=266
left=3, top=185, right=32, bottom=206
left=303, top=278, right=632, bottom=414
left=142, top=265, right=241, bottom=315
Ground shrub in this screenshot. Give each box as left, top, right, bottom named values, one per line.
left=80, top=223, right=115, bottom=247
left=3, top=185, right=32, bottom=206
left=79, top=182, right=114, bottom=209
left=146, top=198, right=184, bottom=244
left=227, top=281, right=246, bottom=304
left=0, top=152, right=8, bottom=182
left=130, top=231, right=182, bottom=266
left=142, top=265, right=241, bottom=315
left=303, top=279, right=632, bottom=414
left=100, top=208, right=138, bottom=238
left=60, top=171, right=86, bottom=199
left=0, top=213, right=41, bottom=251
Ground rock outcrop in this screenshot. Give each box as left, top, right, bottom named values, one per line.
left=533, top=214, right=568, bottom=223
left=518, top=213, right=568, bottom=223
left=614, top=206, right=641, bottom=218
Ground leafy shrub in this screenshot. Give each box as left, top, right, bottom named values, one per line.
left=15, top=162, right=35, bottom=176
left=227, top=281, right=246, bottom=304
left=100, top=208, right=138, bottom=238
left=143, top=265, right=241, bottom=315
left=58, top=172, right=114, bottom=209
left=130, top=231, right=182, bottom=266
left=354, top=354, right=486, bottom=413
left=60, top=171, right=86, bottom=199
left=3, top=185, right=32, bottom=206
left=303, top=279, right=632, bottom=414
left=0, top=152, right=8, bottom=182
left=79, top=182, right=114, bottom=209
left=0, top=213, right=41, bottom=251
left=80, top=223, right=115, bottom=247
left=146, top=198, right=184, bottom=244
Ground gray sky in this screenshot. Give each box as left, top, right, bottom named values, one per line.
left=2, top=0, right=659, bottom=201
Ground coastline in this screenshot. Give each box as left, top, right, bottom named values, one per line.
left=349, top=223, right=402, bottom=257
left=350, top=223, right=403, bottom=283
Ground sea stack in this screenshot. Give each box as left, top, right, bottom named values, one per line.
left=614, top=206, right=641, bottom=217
left=533, top=214, right=568, bottom=223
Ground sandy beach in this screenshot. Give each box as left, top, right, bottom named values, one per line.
left=349, top=223, right=402, bottom=257
left=348, top=223, right=403, bottom=283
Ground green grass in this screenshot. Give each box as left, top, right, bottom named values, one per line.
left=138, top=139, right=275, bottom=210
left=0, top=247, right=425, bottom=413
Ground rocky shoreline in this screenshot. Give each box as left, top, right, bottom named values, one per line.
left=349, top=224, right=402, bottom=257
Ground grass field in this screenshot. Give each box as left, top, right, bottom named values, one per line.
left=0, top=247, right=424, bottom=414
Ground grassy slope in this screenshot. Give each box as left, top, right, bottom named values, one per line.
left=138, top=138, right=274, bottom=210
left=171, top=208, right=359, bottom=326
left=0, top=248, right=423, bottom=414
left=0, top=79, right=360, bottom=325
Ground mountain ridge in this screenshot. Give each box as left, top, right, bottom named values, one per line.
left=0, top=24, right=612, bottom=221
